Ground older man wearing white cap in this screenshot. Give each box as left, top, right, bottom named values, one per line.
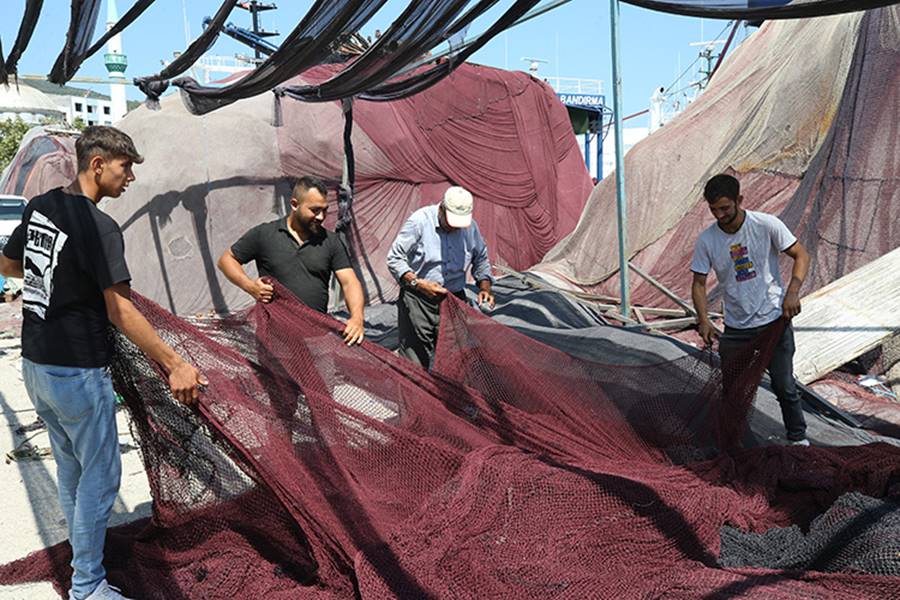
left=387, top=186, right=495, bottom=368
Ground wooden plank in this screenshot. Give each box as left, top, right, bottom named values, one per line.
left=628, top=262, right=697, bottom=316
left=633, top=307, right=647, bottom=324
left=626, top=317, right=698, bottom=331
left=636, top=306, right=724, bottom=318
left=796, top=382, right=861, bottom=428
left=793, top=246, right=900, bottom=384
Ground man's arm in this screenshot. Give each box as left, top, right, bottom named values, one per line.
left=386, top=218, right=419, bottom=283
left=781, top=241, right=810, bottom=320
left=470, top=225, right=495, bottom=308
left=217, top=249, right=273, bottom=303
left=691, top=271, right=716, bottom=345
left=0, top=256, right=23, bottom=278
left=387, top=217, right=446, bottom=299
left=334, top=267, right=365, bottom=345
left=103, top=283, right=206, bottom=404
left=2, top=221, right=26, bottom=278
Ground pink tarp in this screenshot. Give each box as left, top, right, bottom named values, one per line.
left=279, top=63, right=592, bottom=305
left=0, top=127, right=76, bottom=199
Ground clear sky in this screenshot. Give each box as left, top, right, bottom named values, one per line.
left=2, top=0, right=752, bottom=126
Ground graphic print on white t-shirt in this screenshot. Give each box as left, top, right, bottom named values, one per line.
left=22, top=210, right=68, bottom=319
left=729, top=243, right=757, bottom=283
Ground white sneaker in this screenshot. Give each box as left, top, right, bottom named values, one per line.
left=789, top=438, right=811, bottom=447
left=70, top=580, right=135, bottom=600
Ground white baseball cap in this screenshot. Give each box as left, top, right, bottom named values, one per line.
left=442, top=186, right=473, bottom=229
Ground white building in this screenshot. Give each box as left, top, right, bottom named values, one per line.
left=0, top=83, right=67, bottom=124
left=3, top=0, right=132, bottom=128
left=19, top=79, right=121, bottom=127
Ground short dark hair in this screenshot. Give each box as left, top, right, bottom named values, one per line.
left=704, top=174, right=740, bottom=202
left=292, top=176, right=328, bottom=203
left=75, top=126, right=143, bottom=172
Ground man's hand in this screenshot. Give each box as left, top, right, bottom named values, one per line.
left=342, top=316, right=365, bottom=346
left=417, top=279, right=448, bottom=300
left=477, top=289, right=495, bottom=309
left=168, top=360, right=208, bottom=405
left=249, top=277, right=274, bottom=303
left=104, top=282, right=208, bottom=406
left=698, top=319, right=718, bottom=347
left=782, top=290, right=801, bottom=320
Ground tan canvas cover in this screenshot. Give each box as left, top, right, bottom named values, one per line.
left=533, top=10, right=877, bottom=303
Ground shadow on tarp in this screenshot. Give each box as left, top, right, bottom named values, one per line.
left=117, top=176, right=293, bottom=315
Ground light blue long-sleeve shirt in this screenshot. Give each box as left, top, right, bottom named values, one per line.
left=387, top=205, right=493, bottom=293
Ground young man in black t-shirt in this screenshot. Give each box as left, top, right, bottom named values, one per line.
left=0, top=126, right=206, bottom=600
left=217, top=176, right=367, bottom=345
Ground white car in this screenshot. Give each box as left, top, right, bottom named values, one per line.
left=0, top=195, right=26, bottom=294
left=0, top=194, right=26, bottom=251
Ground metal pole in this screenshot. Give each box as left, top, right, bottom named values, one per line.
left=251, top=1, right=262, bottom=60
left=609, top=0, right=630, bottom=318
left=584, top=133, right=591, bottom=171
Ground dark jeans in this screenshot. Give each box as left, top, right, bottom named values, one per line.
left=397, top=287, right=467, bottom=369
left=719, top=321, right=808, bottom=441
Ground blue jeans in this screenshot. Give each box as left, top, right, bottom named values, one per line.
left=22, top=359, right=121, bottom=600
left=718, top=322, right=808, bottom=442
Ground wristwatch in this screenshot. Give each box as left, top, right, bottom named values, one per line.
left=408, top=278, right=419, bottom=289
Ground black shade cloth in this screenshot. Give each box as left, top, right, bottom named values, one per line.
left=49, top=0, right=157, bottom=85
left=337, top=98, right=355, bottom=233
left=12, top=0, right=894, bottom=111
left=0, top=0, right=44, bottom=85
left=174, top=0, right=388, bottom=115
left=360, top=0, right=540, bottom=101
left=133, top=0, right=240, bottom=105
left=278, top=0, right=481, bottom=103
left=621, top=0, right=900, bottom=20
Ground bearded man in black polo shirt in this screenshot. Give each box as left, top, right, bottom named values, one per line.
left=217, top=176, right=366, bottom=345
left=0, top=126, right=206, bottom=600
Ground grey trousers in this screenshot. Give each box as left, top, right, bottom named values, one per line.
left=718, top=321, right=808, bottom=441
left=397, top=288, right=466, bottom=369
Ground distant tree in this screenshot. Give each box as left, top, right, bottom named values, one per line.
left=71, top=117, right=87, bottom=132
left=0, top=117, right=33, bottom=173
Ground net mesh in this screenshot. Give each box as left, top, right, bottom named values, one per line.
left=721, top=492, right=900, bottom=576
left=1, top=284, right=899, bottom=598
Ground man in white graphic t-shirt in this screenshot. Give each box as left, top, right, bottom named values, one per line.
left=690, top=174, right=811, bottom=446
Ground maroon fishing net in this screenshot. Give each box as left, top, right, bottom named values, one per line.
left=1, top=283, right=898, bottom=599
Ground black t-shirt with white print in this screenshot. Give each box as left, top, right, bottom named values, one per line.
left=2, top=188, right=130, bottom=368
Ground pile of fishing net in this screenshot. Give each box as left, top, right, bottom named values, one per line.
left=1, top=283, right=898, bottom=598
